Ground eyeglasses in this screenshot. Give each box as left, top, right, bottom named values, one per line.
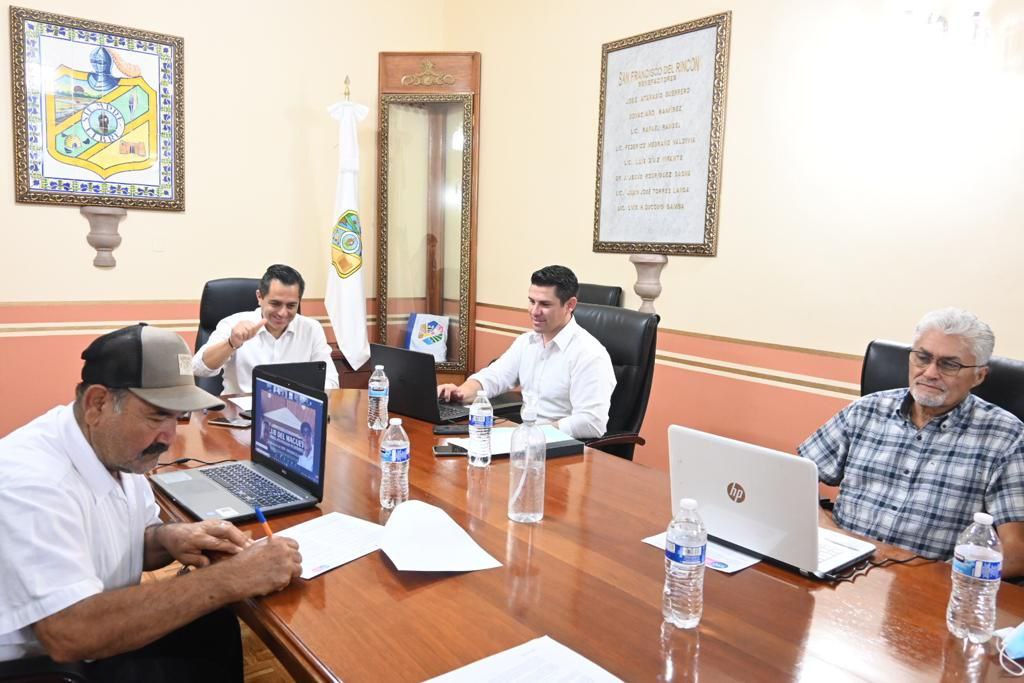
left=909, top=349, right=986, bottom=377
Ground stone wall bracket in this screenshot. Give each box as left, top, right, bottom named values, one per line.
left=80, top=206, right=127, bottom=268
left=629, top=254, right=668, bottom=314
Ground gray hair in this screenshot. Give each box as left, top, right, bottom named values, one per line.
left=912, top=308, right=995, bottom=366
left=73, top=383, right=131, bottom=412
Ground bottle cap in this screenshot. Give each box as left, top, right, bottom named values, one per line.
left=389, top=417, right=402, bottom=425
left=521, top=408, right=538, bottom=422
left=679, top=498, right=698, bottom=511
left=478, top=390, right=487, bottom=397
left=974, top=511, right=994, bottom=525
left=375, top=364, right=384, bottom=370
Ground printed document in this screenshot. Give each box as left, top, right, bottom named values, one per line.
left=276, top=511, right=384, bottom=579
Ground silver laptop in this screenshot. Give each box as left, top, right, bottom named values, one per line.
left=151, top=368, right=327, bottom=521
left=667, top=425, right=875, bottom=577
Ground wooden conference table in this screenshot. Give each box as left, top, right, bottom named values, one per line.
left=155, top=389, right=1024, bottom=682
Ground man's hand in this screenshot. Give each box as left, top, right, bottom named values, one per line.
left=437, top=383, right=464, bottom=402
left=155, top=521, right=251, bottom=568
left=228, top=318, right=267, bottom=350
left=229, top=537, right=302, bottom=596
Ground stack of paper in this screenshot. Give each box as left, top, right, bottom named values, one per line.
left=448, top=425, right=582, bottom=457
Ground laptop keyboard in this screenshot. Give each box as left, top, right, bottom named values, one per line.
left=438, top=402, right=467, bottom=421
left=201, top=464, right=300, bottom=508
left=817, top=539, right=844, bottom=564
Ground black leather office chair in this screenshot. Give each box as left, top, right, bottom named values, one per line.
left=0, top=656, right=89, bottom=682
left=577, top=283, right=623, bottom=307
left=572, top=303, right=659, bottom=460
left=195, top=278, right=261, bottom=396
left=860, top=339, right=1024, bottom=422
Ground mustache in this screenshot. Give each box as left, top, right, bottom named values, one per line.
left=142, top=442, right=169, bottom=457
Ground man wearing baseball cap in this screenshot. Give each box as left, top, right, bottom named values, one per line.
left=0, top=324, right=302, bottom=681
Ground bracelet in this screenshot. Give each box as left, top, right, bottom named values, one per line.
left=227, top=337, right=239, bottom=350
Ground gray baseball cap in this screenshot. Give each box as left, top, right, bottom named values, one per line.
left=81, top=323, right=225, bottom=412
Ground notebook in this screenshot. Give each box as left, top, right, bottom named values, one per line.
left=667, top=425, right=876, bottom=578
left=369, top=343, right=522, bottom=423
left=150, top=367, right=327, bottom=521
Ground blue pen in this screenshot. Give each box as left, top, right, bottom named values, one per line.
left=254, top=506, right=273, bottom=538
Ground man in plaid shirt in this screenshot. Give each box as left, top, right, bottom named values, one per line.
left=799, top=308, right=1024, bottom=577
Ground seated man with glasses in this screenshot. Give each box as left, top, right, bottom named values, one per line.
left=799, top=308, right=1024, bottom=576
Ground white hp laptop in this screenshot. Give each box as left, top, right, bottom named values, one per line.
left=668, top=425, right=875, bottom=578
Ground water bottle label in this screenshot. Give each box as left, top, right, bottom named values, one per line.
left=665, top=541, right=705, bottom=565
left=952, top=554, right=1002, bottom=581
left=469, top=414, right=493, bottom=428
left=380, top=446, right=409, bottom=463
left=369, top=388, right=388, bottom=398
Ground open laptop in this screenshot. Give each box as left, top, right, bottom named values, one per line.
left=369, top=343, right=522, bottom=423
left=151, top=368, right=327, bottom=521
left=252, top=361, right=326, bottom=391
left=667, top=425, right=875, bottom=578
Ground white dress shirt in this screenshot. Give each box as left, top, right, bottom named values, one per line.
left=0, top=404, right=161, bottom=661
left=193, top=308, right=340, bottom=394
left=470, top=317, right=616, bottom=439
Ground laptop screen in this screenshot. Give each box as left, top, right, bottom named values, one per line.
left=252, top=373, right=326, bottom=485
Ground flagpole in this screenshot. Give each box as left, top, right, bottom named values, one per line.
left=325, top=81, right=371, bottom=371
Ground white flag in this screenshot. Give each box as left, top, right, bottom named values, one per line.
left=326, top=100, right=370, bottom=370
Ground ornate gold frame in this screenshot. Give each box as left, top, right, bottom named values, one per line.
left=376, top=93, right=474, bottom=374
left=593, top=12, right=731, bottom=256
left=9, top=6, right=185, bottom=210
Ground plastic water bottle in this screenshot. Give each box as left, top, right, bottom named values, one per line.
left=508, top=408, right=546, bottom=523
left=947, top=512, right=1003, bottom=643
left=379, top=418, right=409, bottom=509
left=368, top=365, right=389, bottom=430
left=468, top=391, right=493, bottom=467
left=663, top=498, right=707, bottom=629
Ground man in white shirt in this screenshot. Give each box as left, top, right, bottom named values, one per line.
left=437, top=265, right=616, bottom=439
left=0, top=324, right=302, bottom=681
left=193, top=264, right=340, bottom=394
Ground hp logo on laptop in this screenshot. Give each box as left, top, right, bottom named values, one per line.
left=726, top=482, right=746, bottom=503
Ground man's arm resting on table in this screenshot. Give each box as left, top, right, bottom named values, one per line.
left=33, top=536, right=300, bottom=662
left=998, top=521, right=1024, bottom=578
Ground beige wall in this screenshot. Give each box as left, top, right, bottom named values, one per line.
left=4, top=0, right=1023, bottom=359
left=1, top=0, right=447, bottom=303
left=449, top=0, right=1024, bottom=358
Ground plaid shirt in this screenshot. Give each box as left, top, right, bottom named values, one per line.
left=798, top=389, right=1024, bottom=559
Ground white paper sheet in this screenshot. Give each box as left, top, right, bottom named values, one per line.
left=448, top=425, right=575, bottom=456
left=424, top=635, right=622, bottom=682
left=643, top=531, right=760, bottom=574
left=276, top=511, right=384, bottom=579
left=228, top=396, right=252, bottom=411
left=379, top=500, right=501, bottom=572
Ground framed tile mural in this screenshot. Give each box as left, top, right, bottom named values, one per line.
left=9, top=6, right=184, bottom=210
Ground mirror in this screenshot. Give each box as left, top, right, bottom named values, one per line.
left=376, top=53, right=480, bottom=375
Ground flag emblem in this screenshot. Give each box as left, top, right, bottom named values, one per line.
left=330, top=210, right=362, bottom=279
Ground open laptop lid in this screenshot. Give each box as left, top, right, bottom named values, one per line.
left=251, top=367, right=328, bottom=501
left=252, top=361, right=327, bottom=392
left=369, top=343, right=444, bottom=422
left=667, top=424, right=826, bottom=573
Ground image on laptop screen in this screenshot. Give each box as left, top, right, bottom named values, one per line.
left=252, top=374, right=326, bottom=486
